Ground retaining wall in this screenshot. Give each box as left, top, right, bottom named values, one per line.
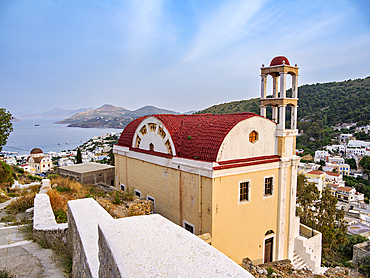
left=33, top=183, right=68, bottom=248
left=353, top=241, right=370, bottom=265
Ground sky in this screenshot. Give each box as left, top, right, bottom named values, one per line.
left=1, top=0, right=370, bottom=115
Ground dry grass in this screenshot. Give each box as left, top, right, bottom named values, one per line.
left=50, top=176, right=82, bottom=193
left=6, top=193, right=36, bottom=213
left=47, top=189, right=70, bottom=212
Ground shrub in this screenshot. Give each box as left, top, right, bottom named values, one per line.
left=47, top=173, right=60, bottom=179
left=27, top=175, right=41, bottom=181
left=47, top=189, right=68, bottom=212
left=6, top=193, right=35, bottom=213
left=113, top=191, right=121, bottom=205
left=7, top=193, right=19, bottom=198
left=50, top=176, right=82, bottom=193
left=53, top=209, right=67, bottom=223
left=0, top=269, right=14, bottom=278
left=122, top=188, right=135, bottom=201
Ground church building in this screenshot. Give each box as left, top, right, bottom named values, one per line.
left=26, top=148, right=53, bottom=173
left=113, top=56, right=322, bottom=272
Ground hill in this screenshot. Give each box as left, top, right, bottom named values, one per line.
left=55, top=104, right=179, bottom=128
left=197, top=77, right=370, bottom=126
left=14, top=107, right=93, bottom=119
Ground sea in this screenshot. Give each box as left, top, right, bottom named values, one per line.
left=3, top=119, right=120, bottom=155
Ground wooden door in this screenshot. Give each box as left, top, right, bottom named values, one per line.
left=264, top=237, right=273, bottom=263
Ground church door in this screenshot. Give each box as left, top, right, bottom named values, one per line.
left=264, top=237, right=273, bottom=263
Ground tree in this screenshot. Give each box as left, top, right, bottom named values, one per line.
left=296, top=174, right=320, bottom=226
left=0, top=108, right=13, bottom=152
left=76, top=148, right=82, bottom=164
left=360, top=156, right=370, bottom=171
left=360, top=156, right=370, bottom=180
left=0, top=161, right=14, bottom=188
left=345, top=158, right=357, bottom=170
left=108, top=149, right=115, bottom=166
left=316, top=185, right=347, bottom=253
left=296, top=175, right=348, bottom=258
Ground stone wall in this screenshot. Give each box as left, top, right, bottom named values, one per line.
left=67, top=198, right=113, bottom=278
left=353, top=241, right=370, bottom=265
left=66, top=198, right=253, bottom=277
left=98, top=227, right=123, bottom=278
left=33, top=184, right=68, bottom=248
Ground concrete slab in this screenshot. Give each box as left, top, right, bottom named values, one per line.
left=59, top=162, right=114, bottom=174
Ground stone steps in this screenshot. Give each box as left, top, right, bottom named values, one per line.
left=292, top=251, right=312, bottom=271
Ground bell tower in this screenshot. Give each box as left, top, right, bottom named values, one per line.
left=260, top=56, right=299, bottom=157
left=260, top=56, right=301, bottom=261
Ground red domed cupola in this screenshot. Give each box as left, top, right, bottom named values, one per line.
left=270, top=56, right=290, bottom=66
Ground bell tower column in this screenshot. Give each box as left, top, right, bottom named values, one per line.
left=259, top=56, right=300, bottom=262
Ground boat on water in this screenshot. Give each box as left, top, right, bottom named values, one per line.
left=66, top=142, right=69, bottom=144
left=58, top=143, right=61, bottom=145
left=35, top=124, right=40, bottom=126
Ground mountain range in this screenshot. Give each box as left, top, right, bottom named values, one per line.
left=14, top=107, right=93, bottom=119
left=54, top=104, right=180, bottom=128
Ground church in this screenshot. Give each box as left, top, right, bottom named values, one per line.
left=26, top=148, right=53, bottom=173
left=113, top=56, right=322, bottom=272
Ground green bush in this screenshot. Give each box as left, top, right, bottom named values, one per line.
left=53, top=209, right=67, bottom=223
left=0, top=269, right=14, bottom=278
left=7, top=193, right=19, bottom=197
left=113, top=191, right=121, bottom=205
left=47, top=173, right=60, bottom=179
left=55, top=186, right=71, bottom=193
left=27, top=175, right=41, bottom=181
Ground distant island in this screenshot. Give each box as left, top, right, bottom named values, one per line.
left=54, top=104, right=181, bottom=128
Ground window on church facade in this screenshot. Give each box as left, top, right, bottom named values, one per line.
left=249, top=130, right=258, bottom=143
left=148, top=123, right=157, bottom=132
left=183, top=220, right=195, bottom=234
left=264, top=177, right=273, bottom=196
left=239, top=181, right=250, bottom=202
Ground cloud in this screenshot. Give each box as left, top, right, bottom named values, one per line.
left=183, top=0, right=266, bottom=63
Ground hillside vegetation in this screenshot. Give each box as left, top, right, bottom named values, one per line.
left=197, top=76, right=370, bottom=126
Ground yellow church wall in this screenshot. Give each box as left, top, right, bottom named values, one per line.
left=283, top=165, right=293, bottom=259
left=211, top=166, right=280, bottom=265
left=114, top=154, right=212, bottom=235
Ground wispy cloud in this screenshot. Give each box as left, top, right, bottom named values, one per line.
left=183, top=0, right=266, bottom=63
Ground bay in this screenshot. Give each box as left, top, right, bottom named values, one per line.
left=3, top=119, right=120, bottom=155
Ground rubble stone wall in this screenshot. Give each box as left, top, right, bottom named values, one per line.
left=353, top=241, right=370, bottom=265
left=98, top=226, right=123, bottom=278
left=68, top=207, right=94, bottom=278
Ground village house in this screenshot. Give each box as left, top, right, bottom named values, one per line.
left=113, top=56, right=323, bottom=273
left=26, top=148, right=53, bottom=173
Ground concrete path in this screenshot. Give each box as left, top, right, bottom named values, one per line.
left=0, top=200, right=66, bottom=277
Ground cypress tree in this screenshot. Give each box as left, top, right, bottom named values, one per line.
left=76, top=148, right=82, bottom=164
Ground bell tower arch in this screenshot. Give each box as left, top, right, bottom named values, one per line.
left=260, top=56, right=299, bottom=157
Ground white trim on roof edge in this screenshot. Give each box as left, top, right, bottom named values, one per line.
left=113, top=145, right=213, bottom=178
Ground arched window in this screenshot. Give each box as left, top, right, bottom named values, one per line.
left=149, top=143, right=154, bottom=151
left=265, top=230, right=274, bottom=236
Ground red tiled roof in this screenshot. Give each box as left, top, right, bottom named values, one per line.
left=307, top=170, right=324, bottom=175
left=118, top=113, right=267, bottom=162
left=325, top=171, right=341, bottom=177
left=337, top=187, right=354, bottom=192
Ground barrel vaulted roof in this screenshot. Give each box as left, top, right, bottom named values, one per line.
left=118, top=113, right=265, bottom=162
